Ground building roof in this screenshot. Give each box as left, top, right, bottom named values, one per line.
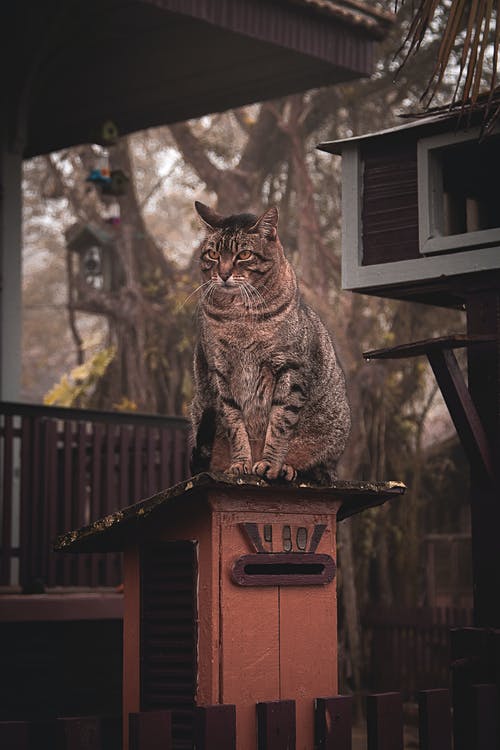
left=5, top=0, right=394, bottom=157
left=54, top=471, right=405, bottom=553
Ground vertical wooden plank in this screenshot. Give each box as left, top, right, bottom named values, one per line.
left=57, top=716, right=102, bottom=750
left=159, top=427, right=171, bottom=489
left=103, top=423, right=117, bottom=586
left=418, top=689, right=452, bottom=750
left=470, top=684, right=499, bottom=750
left=90, top=422, right=104, bottom=586
left=46, top=419, right=59, bottom=586
left=257, top=700, right=296, bottom=750
left=194, top=705, right=236, bottom=750
left=0, top=721, right=29, bottom=749
left=132, top=425, right=144, bottom=502
left=366, top=693, right=403, bottom=750
left=28, top=416, right=42, bottom=589
left=129, top=710, right=172, bottom=750
left=19, top=415, right=32, bottom=588
left=173, top=428, right=184, bottom=484
left=146, top=426, right=156, bottom=495
left=119, top=425, right=131, bottom=508
left=75, top=422, right=88, bottom=586
left=1, top=414, right=13, bottom=584
left=315, top=696, right=352, bottom=750
left=61, top=420, right=74, bottom=586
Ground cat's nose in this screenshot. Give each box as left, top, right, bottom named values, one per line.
left=219, top=268, right=232, bottom=282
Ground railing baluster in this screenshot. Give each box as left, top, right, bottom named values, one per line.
left=19, top=416, right=32, bottom=587
left=315, top=696, right=352, bottom=750
left=146, top=427, right=156, bottom=495
left=129, top=710, right=172, bottom=750
left=160, top=427, right=172, bottom=489
left=62, top=421, right=74, bottom=586
left=75, top=422, right=88, bottom=586
left=90, top=423, right=104, bottom=586
left=418, top=689, right=452, bottom=750
left=103, top=424, right=117, bottom=586
left=1, top=414, right=14, bottom=584
left=173, top=428, right=185, bottom=484
left=257, top=700, right=296, bottom=750
left=46, top=419, right=59, bottom=586
left=366, top=693, right=403, bottom=750
left=119, top=425, right=131, bottom=507
left=194, top=705, right=236, bottom=749
left=132, top=425, right=144, bottom=501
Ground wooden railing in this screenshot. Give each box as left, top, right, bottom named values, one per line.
left=0, top=402, right=190, bottom=589
left=362, top=605, right=473, bottom=698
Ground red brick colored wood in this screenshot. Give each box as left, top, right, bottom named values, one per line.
left=194, top=705, right=236, bottom=750
left=366, top=693, right=403, bottom=750
left=418, top=689, right=452, bottom=750
left=257, top=700, right=296, bottom=750
left=315, top=696, right=352, bottom=750
left=129, top=711, right=172, bottom=750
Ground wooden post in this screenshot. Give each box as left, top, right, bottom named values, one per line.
left=470, top=684, right=499, bottom=750
left=466, top=291, right=500, bottom=628
left=366, top=693, right=403, bottom=750
left=418, top=689, right=452, bottom=750
left=129, top=710, right=172, bottom=750
left=194, top=705, right=236, bottom=749
left=57, top=717, right=102, bottom=750
left=315, top=696, right=352, bottom=750
left=257, top=700, right=296, bottom=750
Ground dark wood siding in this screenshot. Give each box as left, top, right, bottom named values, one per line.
left=140, top=541, right=197, bottom=750
left=361, top=141, right=420, bottom=265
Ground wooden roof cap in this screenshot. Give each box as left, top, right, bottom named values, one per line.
left=54, top=471, right=405, bottom=554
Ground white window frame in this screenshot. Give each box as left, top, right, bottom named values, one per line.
left=417, top=126, right=500, bottom=256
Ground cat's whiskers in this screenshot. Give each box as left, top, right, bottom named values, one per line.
left=178, top=279, right=214, bottom=311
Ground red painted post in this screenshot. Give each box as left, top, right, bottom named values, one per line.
left=257, top=700, right=296, bottom=750
left=366, top=693, right=403, bottom=750
left=57, top=716, right=102, bottom=749
left=315, top=696, right=352, bottom=749
left=0, top=721, right=29, bottom=749
left=194, top=705, right=236, bottom=749
left=470, top=684, right=499, bottom=750
left=418, top=689, right=452, bottom=750
left=129, top=711, right=172, bottom=750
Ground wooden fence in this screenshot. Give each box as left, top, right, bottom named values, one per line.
left=0, top=402, right=190, bottom=589
left=1, top=688, right=498, bottom=749
left=362, top=606, right=473, bottom=698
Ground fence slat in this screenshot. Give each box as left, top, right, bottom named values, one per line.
left=19, top=416, right=32, bottom=587
left=46, top=419, right=59, bottom=586
left=129, top=710, right=172, bottom=750
left=0, top=721, right=29, bottom=749
left=470, top=684, right=499, bottom=750
left=366, top=693, right=403, bottom=750
left=194, top=704, right=236, bottom=749
left=315, top=696, right=352, bottom=750
left=90, top=423, right=104, bottom=586
left=1, top=414, right=14, bottom=584
left=257, top=700, right=296, bottom=750
left=57, top=716, right=102, bottom=750
left=418, top=689, right=452, bottom=750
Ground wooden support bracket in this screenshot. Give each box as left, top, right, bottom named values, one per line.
left=364, top=335, right=496, bottom=483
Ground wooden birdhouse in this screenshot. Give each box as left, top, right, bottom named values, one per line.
left=55, top=472, right=404, bottom=750
left=65, top=222, right=123, bottom=296
left=318, top=107, right=500, bottom=308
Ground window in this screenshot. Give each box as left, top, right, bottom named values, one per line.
left=418, top=128, right=500, bottom=255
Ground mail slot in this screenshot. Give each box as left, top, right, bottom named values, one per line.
left=231, top=552, right=336, bottom=586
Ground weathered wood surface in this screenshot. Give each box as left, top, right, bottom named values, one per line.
left=54, top=472, right=405, bottom=554
left=363, top=334, right=496, bottom=361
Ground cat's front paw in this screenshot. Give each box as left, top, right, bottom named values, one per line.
left=228, top=461, right=252, bottom=476
left=252, top=461, right=297, bottom=481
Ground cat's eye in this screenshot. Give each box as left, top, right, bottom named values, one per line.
left=206, top=248, right=219, bottom=260
left=238, top=249, right=253, bottom=261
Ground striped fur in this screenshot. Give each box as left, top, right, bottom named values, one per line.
left=190, top=202, right=351, bottom=483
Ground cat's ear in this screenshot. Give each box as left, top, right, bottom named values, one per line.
left=194, top=201, right=224, bottom=230
left=249, top=206, right=279, bottom=240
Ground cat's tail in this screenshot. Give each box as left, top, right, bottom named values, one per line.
left=190, top=407, right=217, bottom=474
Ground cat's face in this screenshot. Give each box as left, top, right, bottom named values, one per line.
left=195, top=203, right=280, bottom=299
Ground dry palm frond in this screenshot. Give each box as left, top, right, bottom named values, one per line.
left=397, top=0, right=500, bottom=132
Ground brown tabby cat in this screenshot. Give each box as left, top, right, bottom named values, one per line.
left=190, top=201, right=350, bottom=483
